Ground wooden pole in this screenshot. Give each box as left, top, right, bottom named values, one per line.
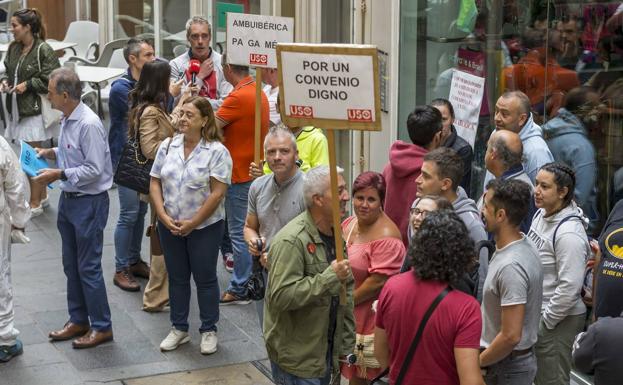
left=326, top=129, right=347, bottom=304
left=254, top=69, right=263, bottom=166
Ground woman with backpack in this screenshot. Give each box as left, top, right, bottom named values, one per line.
left=527, top=162, right=589, bottom=385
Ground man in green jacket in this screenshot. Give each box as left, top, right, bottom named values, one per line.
left=264, top=165, right=355, bottom=385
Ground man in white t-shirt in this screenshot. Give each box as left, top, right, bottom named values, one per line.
left=479, top=178, right=543, bottom=385
left=261, top=67, right=280, bottom=127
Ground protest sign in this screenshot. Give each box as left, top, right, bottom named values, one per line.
left=226, top=13, right=294, bottom=68
left=277, top=44, right=382, bottom=301
left=277, top=43, right=382, bottom=131
left=226, top=13, right=294, bottom=165
left=448, top=69, right=485, bottom=147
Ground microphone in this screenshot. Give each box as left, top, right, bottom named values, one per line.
left=188, top=59, right=201, bottom=84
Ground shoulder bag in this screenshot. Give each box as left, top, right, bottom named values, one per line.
left=36, top=43, right=62, bottom=130
left=371, top=286, right=451, bottom=385
left=113, top=106, right=160, bottom=194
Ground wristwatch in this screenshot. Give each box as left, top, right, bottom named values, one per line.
left=60, top=170, right=68, bottom=181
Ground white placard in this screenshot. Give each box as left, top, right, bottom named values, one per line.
left=448, top=69, right=485, bottom=147
left=226, top=13, right=294, bottom=68
left=279, top=50, right=378, bottom=126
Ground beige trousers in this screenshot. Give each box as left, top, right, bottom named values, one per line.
left=142, top=204, right=169, bottom=311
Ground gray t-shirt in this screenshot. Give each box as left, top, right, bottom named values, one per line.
left=247, top=170, right=306, bottom=249
left=481, top=236, right=544, bottom=350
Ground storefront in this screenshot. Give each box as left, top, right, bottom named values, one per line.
left=365, top=0, right=622, bottom=235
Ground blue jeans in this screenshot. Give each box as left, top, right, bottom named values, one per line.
left=225, top=181, right=252, bottom=297
left=158, top=220, right=224, bottom=333
left=270, top=361, right=331, bottom=385
left=57, top=192, right=112, bottom=331
left=484, top=350, right=537, bottom=385
left=114, top=185, right=148, bottom=271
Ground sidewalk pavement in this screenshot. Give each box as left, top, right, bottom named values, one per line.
left=2, top=181, right=268, bottom=385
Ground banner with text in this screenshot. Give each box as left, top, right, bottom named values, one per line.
left=277, top=44, right=382, bottom=131
left=226, top=13, right=294, bottom=68
left=448, top=69, right=485, bottom=147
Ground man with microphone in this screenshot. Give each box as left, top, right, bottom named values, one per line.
left=169, top=16, right=232, bottom=110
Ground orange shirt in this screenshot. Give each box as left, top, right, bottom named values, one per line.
left=216, top=76, right=269, bottom=183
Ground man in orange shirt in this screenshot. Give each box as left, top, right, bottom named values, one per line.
left=216, top=54, right=269, bottom=304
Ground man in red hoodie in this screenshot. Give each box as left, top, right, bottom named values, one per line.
left=382, top=105, right=443, bottom=247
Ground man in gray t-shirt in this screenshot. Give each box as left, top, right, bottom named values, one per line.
left=244, top=126, right=306, bottom=326
left=479, top=179, right=544, bottom=385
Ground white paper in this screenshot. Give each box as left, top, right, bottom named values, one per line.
left=448, top=69, right=485, bottom=147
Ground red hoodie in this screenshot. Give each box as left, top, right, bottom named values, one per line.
left=382, top=140, right=428, bottom=247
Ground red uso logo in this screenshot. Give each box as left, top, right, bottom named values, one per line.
left=249, top=53, right=268, bottom=65
left=289, top=105, right=314, bottom=118
left=347, top=109, right=373, bottom=122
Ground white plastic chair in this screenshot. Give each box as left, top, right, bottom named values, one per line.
left=50, top=21, right=100, bottom=62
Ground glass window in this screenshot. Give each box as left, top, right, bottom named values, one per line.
left=398, top=0, right=623, bottom=235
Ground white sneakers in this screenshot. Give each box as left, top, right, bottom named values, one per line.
left=159, top=328, right=218, bottom=354
left=159, top=328, right=190, bottom=351
left=200, top=331, right=218, bottom=355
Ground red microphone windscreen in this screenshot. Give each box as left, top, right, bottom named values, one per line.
left=189, top=59, right=201, bottom=74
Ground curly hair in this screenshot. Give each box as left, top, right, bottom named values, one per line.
left=410, top=210, right=475, bottom=285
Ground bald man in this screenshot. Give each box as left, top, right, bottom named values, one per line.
left=485, top=91, right=553, bottom=186
left=481, top=130, right=536, bottom=233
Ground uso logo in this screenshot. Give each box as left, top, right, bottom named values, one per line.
left=250, top=53, right=268, bottom=66
left=289, top=105, right=314, bottom=118
left=347, top=109, right=373, bottom=122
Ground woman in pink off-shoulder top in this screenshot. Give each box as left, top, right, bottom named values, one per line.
left=341, top=171, right=405, bottom=385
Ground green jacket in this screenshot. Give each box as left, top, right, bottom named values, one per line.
left=3, top=38, right=60, bottom=118
left=263, top=210, right=355, bottom=382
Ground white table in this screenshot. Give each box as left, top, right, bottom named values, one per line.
left=0, top=41, right=78, bottom=52
left=74, top=66, right=125, bottom=118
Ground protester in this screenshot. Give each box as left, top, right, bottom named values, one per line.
left=400, top=195, right=453, bottom=273
left=480, top=179, right=543, bottom=385
left=243, top=126, right=306, bottom=326
left=415, top=147, right=488, bottom=299
left=573, top=313, right=623, bottom=385
left=527, top=162, right=589, bottom=385
left=485, top=91, right=553, bottom=184
left=169, top=16, right=232, bottom=110
left=0, top=136, right=31, bottom=362
left=216, top=54, right=269, bottom=305
left=383, top=105, right=443, bottom=248
left=150, top=96, right=231, bottom=355
left=108, top=38, right=155, bottom=293
left=341, top=172, right=404, bottom=384
left=431, top=98, right=473, bottom=193
left=543, top=86, right=600, bottom=234
left=264, top=165, right=353, bottom=384
left=1, top=8, right=60, bottom=216
left=34, top=68, right=113, bottom=349
left=481, top=130, right=536, bottom=233
left=374, top=210, right=484, bottom=385
left=594, top=199, right=623, bottom=319
left=127, top=60, right=183, bottom=309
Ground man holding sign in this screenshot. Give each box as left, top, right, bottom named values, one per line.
left=264, top=165, right=354, bottom=384
left=217, top=54, right=269, bottom=305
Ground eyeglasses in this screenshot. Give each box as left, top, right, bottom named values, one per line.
left=410, top=208, right=431, bottom=216
left=189, top=33, right=210, bottom=42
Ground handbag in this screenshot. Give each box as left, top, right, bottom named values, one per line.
left=114, top=109, right=164, bottom=194
left=370, top=286, right=451, bottom=385
left=36, top=43, right=62, bottom=130
left=246, top=257, right=266, bottom=301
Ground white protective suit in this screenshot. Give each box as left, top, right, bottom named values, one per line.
left=0, top=137, right=30, bottom=346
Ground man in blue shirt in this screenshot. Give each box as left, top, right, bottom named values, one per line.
left=108, top=38, right=154, bottom=292
left=34, top=68, right=114, bottom=349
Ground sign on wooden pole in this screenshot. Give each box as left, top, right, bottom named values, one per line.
left=276, top=43, right=382, bottom=302
left=226, top=13, right=294, bottom=165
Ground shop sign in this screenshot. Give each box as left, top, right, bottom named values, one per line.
left=448, top=69, right=485, bottom=147
left=226, top=13, right=294, bottom=68
left=277, top=43, right=382, bottom=131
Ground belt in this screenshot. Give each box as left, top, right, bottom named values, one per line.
left=509, top=347, right=533, bottom=358
left=62, top=191, right=93, bottom=199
